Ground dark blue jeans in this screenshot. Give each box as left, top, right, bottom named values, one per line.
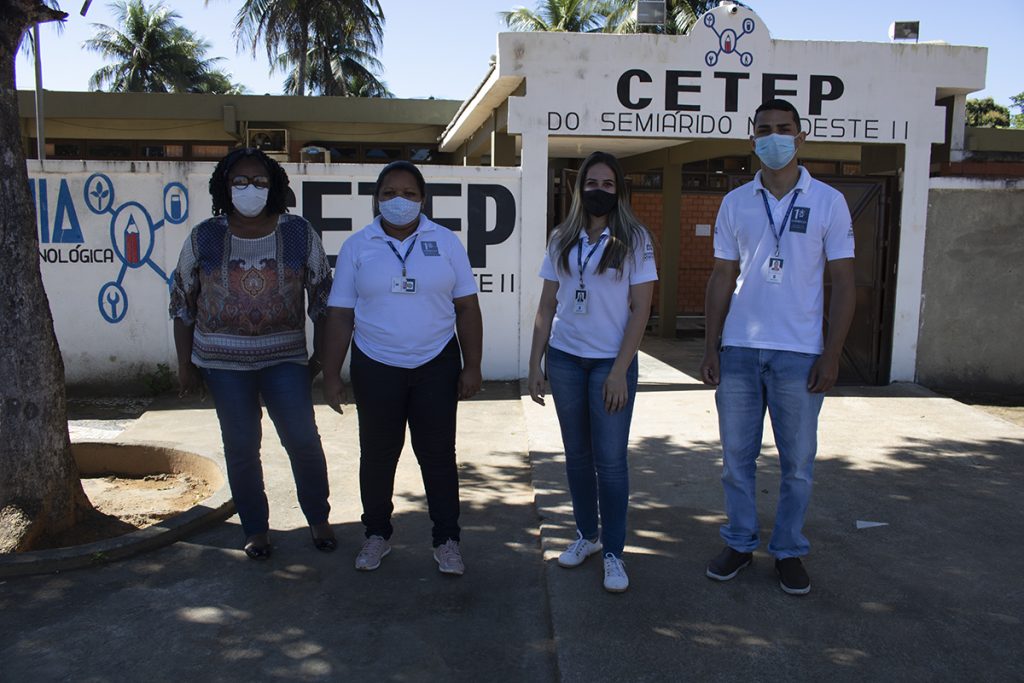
left=546, top=345, right=638, bottom=558
left=202, top=362, right=331, bottom=537
left=350, top=338, right=461, bottom=547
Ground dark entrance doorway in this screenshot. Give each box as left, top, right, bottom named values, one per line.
left=826, top=177, right=899, bottom=385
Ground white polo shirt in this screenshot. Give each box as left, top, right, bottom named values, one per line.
left=328, top=215, right=477, bottom=368
left=540, top=227, right=658, bottom=359
left=714, top=167, right=854, bottom=354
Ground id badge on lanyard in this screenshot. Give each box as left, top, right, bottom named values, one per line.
left=386, top=235, right=418, bottom=294
left=761, top=190, right=799, bottom=285
left=574, top=234, right=606, bottom=314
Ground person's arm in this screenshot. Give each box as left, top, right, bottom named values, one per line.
left=309, top=318, right=325, bottom=379
left=454, top=294, right=483, bottom=400
left=173, top=317, right=203, bottom=398
left=807, top=258, right=856, bottom=392
left=601, top=281, right=655, bottom=413
left=700, top=258, right=740, bottom=386
left=321, top=307, right=355, bottom=414
left=528, top=279, right=560, bottom=406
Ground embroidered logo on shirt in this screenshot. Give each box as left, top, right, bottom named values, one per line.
left=421, top=241, right=440, bottom=256
left=789, top=207, right=810, bottom=234
left=643, top=242, right=655, bottom=261
left=241, top=267, right=266, bottom=296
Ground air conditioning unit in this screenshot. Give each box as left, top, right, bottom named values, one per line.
left=246, top=128, right=289, bottom=153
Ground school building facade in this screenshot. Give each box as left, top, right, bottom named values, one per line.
left=19, top=3, right=1024, bottom=393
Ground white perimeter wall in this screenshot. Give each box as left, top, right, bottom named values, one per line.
left=29, top=160, right=523, bottom=389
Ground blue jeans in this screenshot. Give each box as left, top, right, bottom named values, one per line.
left=202, top=362, right=331, bottom=537
left=546, top=345, right=638, bottom=558
left=715, top=346, right=824, bottom=559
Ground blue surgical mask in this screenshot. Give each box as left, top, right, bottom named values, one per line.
left=379, top=196, right=422, bottom=226
left=231, top=185, right=268, bottom=217
left=754, top=133, right=797, bottom=170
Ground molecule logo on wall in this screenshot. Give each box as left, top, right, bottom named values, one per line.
left=84, top=173, right=189, bottom=323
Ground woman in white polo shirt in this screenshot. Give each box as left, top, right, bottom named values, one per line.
left=528, top=151, right=657, bottom=593
left=322, top=160, right=483, bottom=576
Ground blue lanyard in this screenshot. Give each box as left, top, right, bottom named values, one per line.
left=760, top=189, right=801, bottom=257
left=576, top=233, right=607, bottom=289
left=385, top=234, right=418, bottom=277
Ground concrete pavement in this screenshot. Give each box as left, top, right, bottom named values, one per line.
left=1, top=337, right=1023, bottom=681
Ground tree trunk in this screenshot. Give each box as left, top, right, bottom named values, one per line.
left=0, top=0, right=90, bottom=553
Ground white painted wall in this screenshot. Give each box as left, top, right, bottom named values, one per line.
left=28, top=160, right=523, bottom=388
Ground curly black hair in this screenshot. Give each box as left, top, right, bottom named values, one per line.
left=208, top=147, right=290, bottom=217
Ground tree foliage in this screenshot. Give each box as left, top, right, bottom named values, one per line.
left=965, top=97, right=1011, bottom=128
left=218, top=0, right=387, bottom=97
left=1010, top=92, right=1024, bottom=129
left=501, top=0, right=724, bottom=34
left=84, top=0, right=240, bottom=94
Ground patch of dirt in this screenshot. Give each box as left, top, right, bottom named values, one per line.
left=32, top=472, right=214, bottom=551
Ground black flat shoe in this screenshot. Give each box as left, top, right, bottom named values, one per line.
left=310, top=527, right=337, bottom=553
left=244, top=535, right=272, bottom=560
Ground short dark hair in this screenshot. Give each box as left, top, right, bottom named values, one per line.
left=754, top=99, right=801, bottom=128
left=374, top=160, right=426, bottom=198
left=209, top=147, right=290, bottom=217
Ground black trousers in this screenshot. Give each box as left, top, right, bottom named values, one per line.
left=350, top=337, right=461, bottom=546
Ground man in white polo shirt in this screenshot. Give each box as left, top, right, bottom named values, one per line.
left=700, top=99, right=856, bottom=596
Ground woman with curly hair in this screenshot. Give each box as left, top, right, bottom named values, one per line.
left=528, top=151, right=657, bottom=593
left=169, top=147, right=335, bottom=560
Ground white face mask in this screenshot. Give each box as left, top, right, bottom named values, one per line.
left=231, top=185, right=269, bottom=217
left=378, top=196, right=422, bottom=227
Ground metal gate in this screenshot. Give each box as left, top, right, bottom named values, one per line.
left=825, top=177, right=898, bottom=385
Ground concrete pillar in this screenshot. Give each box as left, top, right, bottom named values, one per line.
left=657, top=164, right=682, bottom=337
left=949, top=94, right=967, bottom=163
left=518, top=131, right=549, bottom=376
left=889, top=140, right=931, bottom=382
left=491, top=131, right=516, bottom=167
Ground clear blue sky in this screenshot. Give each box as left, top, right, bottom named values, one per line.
left=15, top=0, right=1023, bottom=107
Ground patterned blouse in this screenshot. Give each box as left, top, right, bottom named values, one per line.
left=169, top=214, right=333, bottom=370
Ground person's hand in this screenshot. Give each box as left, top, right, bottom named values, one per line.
left=603, top=370, right=629, bottom=414
left=307, top=355, right=322, bottom=380
left=528, top=365, right=547, bottom=406
left=807, top=352, right=840, bottom=393
left=177, top=362, right=205, bottom=400
left=699, top=350, right=720, bottom=386
left=322, top=373, right=347, bottom=414
left=457, top=367, right=482, bottom=400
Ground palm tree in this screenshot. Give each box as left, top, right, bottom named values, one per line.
left=277, top=24, right=390, bottom=97
left=500, top=0, right=614, bottom=32
left=220, top=0, right=385, bottom=97
left=501, top=0, right=721, bottom=35
left=84, top=0, right=238, bottom=93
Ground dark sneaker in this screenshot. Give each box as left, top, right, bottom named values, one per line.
left=705, top=546, right=753, bottom=581
left=775, top=557, right=811, bottom=595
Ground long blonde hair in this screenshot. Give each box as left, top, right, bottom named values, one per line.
left=550, top=151, right=649, bottom=278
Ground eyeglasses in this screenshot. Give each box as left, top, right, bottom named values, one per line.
left=230, top=175, right=270, bottom=189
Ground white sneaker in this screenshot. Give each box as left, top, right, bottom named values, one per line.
left=603, top=553, right=629, bottom=593
left=558, top=531, right=603, bottom=568
left=354, top=535, right=391, bottom=571
left=433, top=539, right=465, bottom=576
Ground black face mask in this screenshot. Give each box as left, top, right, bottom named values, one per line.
left=581, top=189, right=618, bottom=217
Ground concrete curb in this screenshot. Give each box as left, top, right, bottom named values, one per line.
left=0, top=442, right=235, bottom=579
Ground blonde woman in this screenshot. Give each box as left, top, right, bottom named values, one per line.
left=528, top=151, right=657, bottom=593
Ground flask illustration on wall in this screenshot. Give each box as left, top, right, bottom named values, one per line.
left=169, top=192, right=182, bottom=221
left=124, top=216, right=140, bottom=264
